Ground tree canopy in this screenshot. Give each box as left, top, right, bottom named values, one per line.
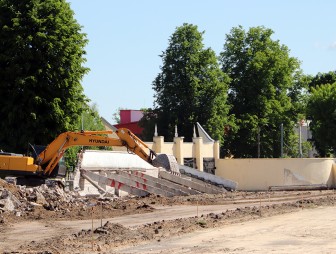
left=307, top=82, right=336, bottom=157
left=65, top=103, right=106, bottom=169
left=140, top=23, right=230, bottom=143
left=308, top=71, right=336, bottom=91
left=80, top=103, right=105, bottom=132
left=219, top=26, right=301, bottom=158
left=0, top=0, right=89, bottom=153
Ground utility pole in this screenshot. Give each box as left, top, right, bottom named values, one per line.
left=257, top=126, right=260, bottom=158
left=298, top=120, right=303, bottom=158
left=280, top=123, right=284, bottom=158
left=81, top=113, right=84, bottom=131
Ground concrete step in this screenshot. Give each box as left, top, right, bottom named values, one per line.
left=180, top=174, right=227, bottom=194
left=159, top=170, right=224, bottom=194
left=81, top=169, right=195, bottom=197
left=105, top=171, right=176, bottom=197
left=116, top=171, right=192, bottom=196
left=179, top=165, right=237, bottom=190
left=81, top=170, right=148, bottom=197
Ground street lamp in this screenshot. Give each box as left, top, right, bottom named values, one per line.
left=298, top=120, right=305, bottom=158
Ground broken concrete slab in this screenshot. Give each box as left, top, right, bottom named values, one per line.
left=179, top=165, right=237, bottom=190
left=159, top=171, right=225, bottom=194
left=117, top=171, right=192, bottom=196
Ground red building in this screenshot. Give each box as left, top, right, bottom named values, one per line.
left=113, top=110, right=144, bottom=137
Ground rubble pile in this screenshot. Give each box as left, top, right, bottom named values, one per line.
left=0, top=178, right=153, bottom=223
left=0, top=179, right=80, bottom=217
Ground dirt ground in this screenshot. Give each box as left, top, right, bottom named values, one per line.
left=118, top=206, right=336, bottom=254
left=1, top=180, right=336, bottom=254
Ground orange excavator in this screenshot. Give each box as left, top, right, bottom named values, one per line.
left=0, top=128, right=176, bottom=183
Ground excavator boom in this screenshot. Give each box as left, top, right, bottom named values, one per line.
left=0, top=128, right=177, bottom=181
left=36, top=128, right=156, bottom=176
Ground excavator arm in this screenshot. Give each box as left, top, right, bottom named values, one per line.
left=36, top=128, right=157, bottom=176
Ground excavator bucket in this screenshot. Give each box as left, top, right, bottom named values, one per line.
left=152, top=154, right=181, bottom=175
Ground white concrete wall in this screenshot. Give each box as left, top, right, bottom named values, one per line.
left=216, top=158, right=336, bottom=191
left=146, top=136, right=219, bottom=171
left=156, top=142, right=174, bottom=155
left=182, top=143, right=194, bottom=157
left=202, top=143, right=217, bottom=157
left=80, top=150, right=156, bottom=170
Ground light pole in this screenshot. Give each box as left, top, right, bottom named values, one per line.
left=280, top=123, right=284, bottom=158
left=257, top=126, right=260, bottom=158
left=298, top=120, right=303, bottom=158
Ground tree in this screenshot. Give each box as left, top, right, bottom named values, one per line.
left=306, top=83, right=336, bottom=157
left=112, top=107, right=127, bottom=124
left=138, top=107, right=160, bottom=141
left=65, top=103, right=106, bottom=169
left=286, top=72, right=310, bottom=122
left=219, top=26, right=301, bottom=158
left=80, top=103, right=105, bottom=132
left=141, top=23, right=231, bottom=143
left=308, top=71, right=336, bottom=91
left=0, top=0, right=89, bottom=153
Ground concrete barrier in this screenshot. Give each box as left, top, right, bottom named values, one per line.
left=216, top=158, right=336, bottom=191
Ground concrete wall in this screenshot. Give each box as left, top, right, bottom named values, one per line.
left=80, top=150, right=156, bottom=170
left=146, top=136, right=219, bottom=171
left=216, top=158, right=336, bottom=191
left=103, top=121, right=336, bottom=191
left=144, top=135, right=336, bottom=191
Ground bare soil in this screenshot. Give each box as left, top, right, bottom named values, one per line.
left=1, top=188, right=336, bottom=253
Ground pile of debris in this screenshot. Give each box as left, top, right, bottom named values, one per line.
left=0, top=179, right=79, bottom=217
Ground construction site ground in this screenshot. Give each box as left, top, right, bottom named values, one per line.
left=1, top=182, right=336, bottom=253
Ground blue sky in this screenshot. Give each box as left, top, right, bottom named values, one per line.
left=68, top=0, right=336, bottom=123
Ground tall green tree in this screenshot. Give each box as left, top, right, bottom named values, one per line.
left=219, top=26, right=301, bottom=158
left=308, top=71, right=336, bottom=91
left=0, top=0, right=89, bottom=153
left=141, top=23, right=231, bottom=143
left=79, top=103, right=105, bottom=132
left=288, top=73, right=310, bottom=120
left=65, top=103, right=106, bottom=169
left=138, top=107, right=160, bottom=141
left=306, top=83, right=336, bottom=157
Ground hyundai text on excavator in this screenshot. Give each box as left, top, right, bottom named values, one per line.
left=0, top=128, right=178, bottom=185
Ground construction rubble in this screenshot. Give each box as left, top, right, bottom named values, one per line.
left=0, top=176, right=166, bottom=224
left=0, top=179, right=80, bottom=216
